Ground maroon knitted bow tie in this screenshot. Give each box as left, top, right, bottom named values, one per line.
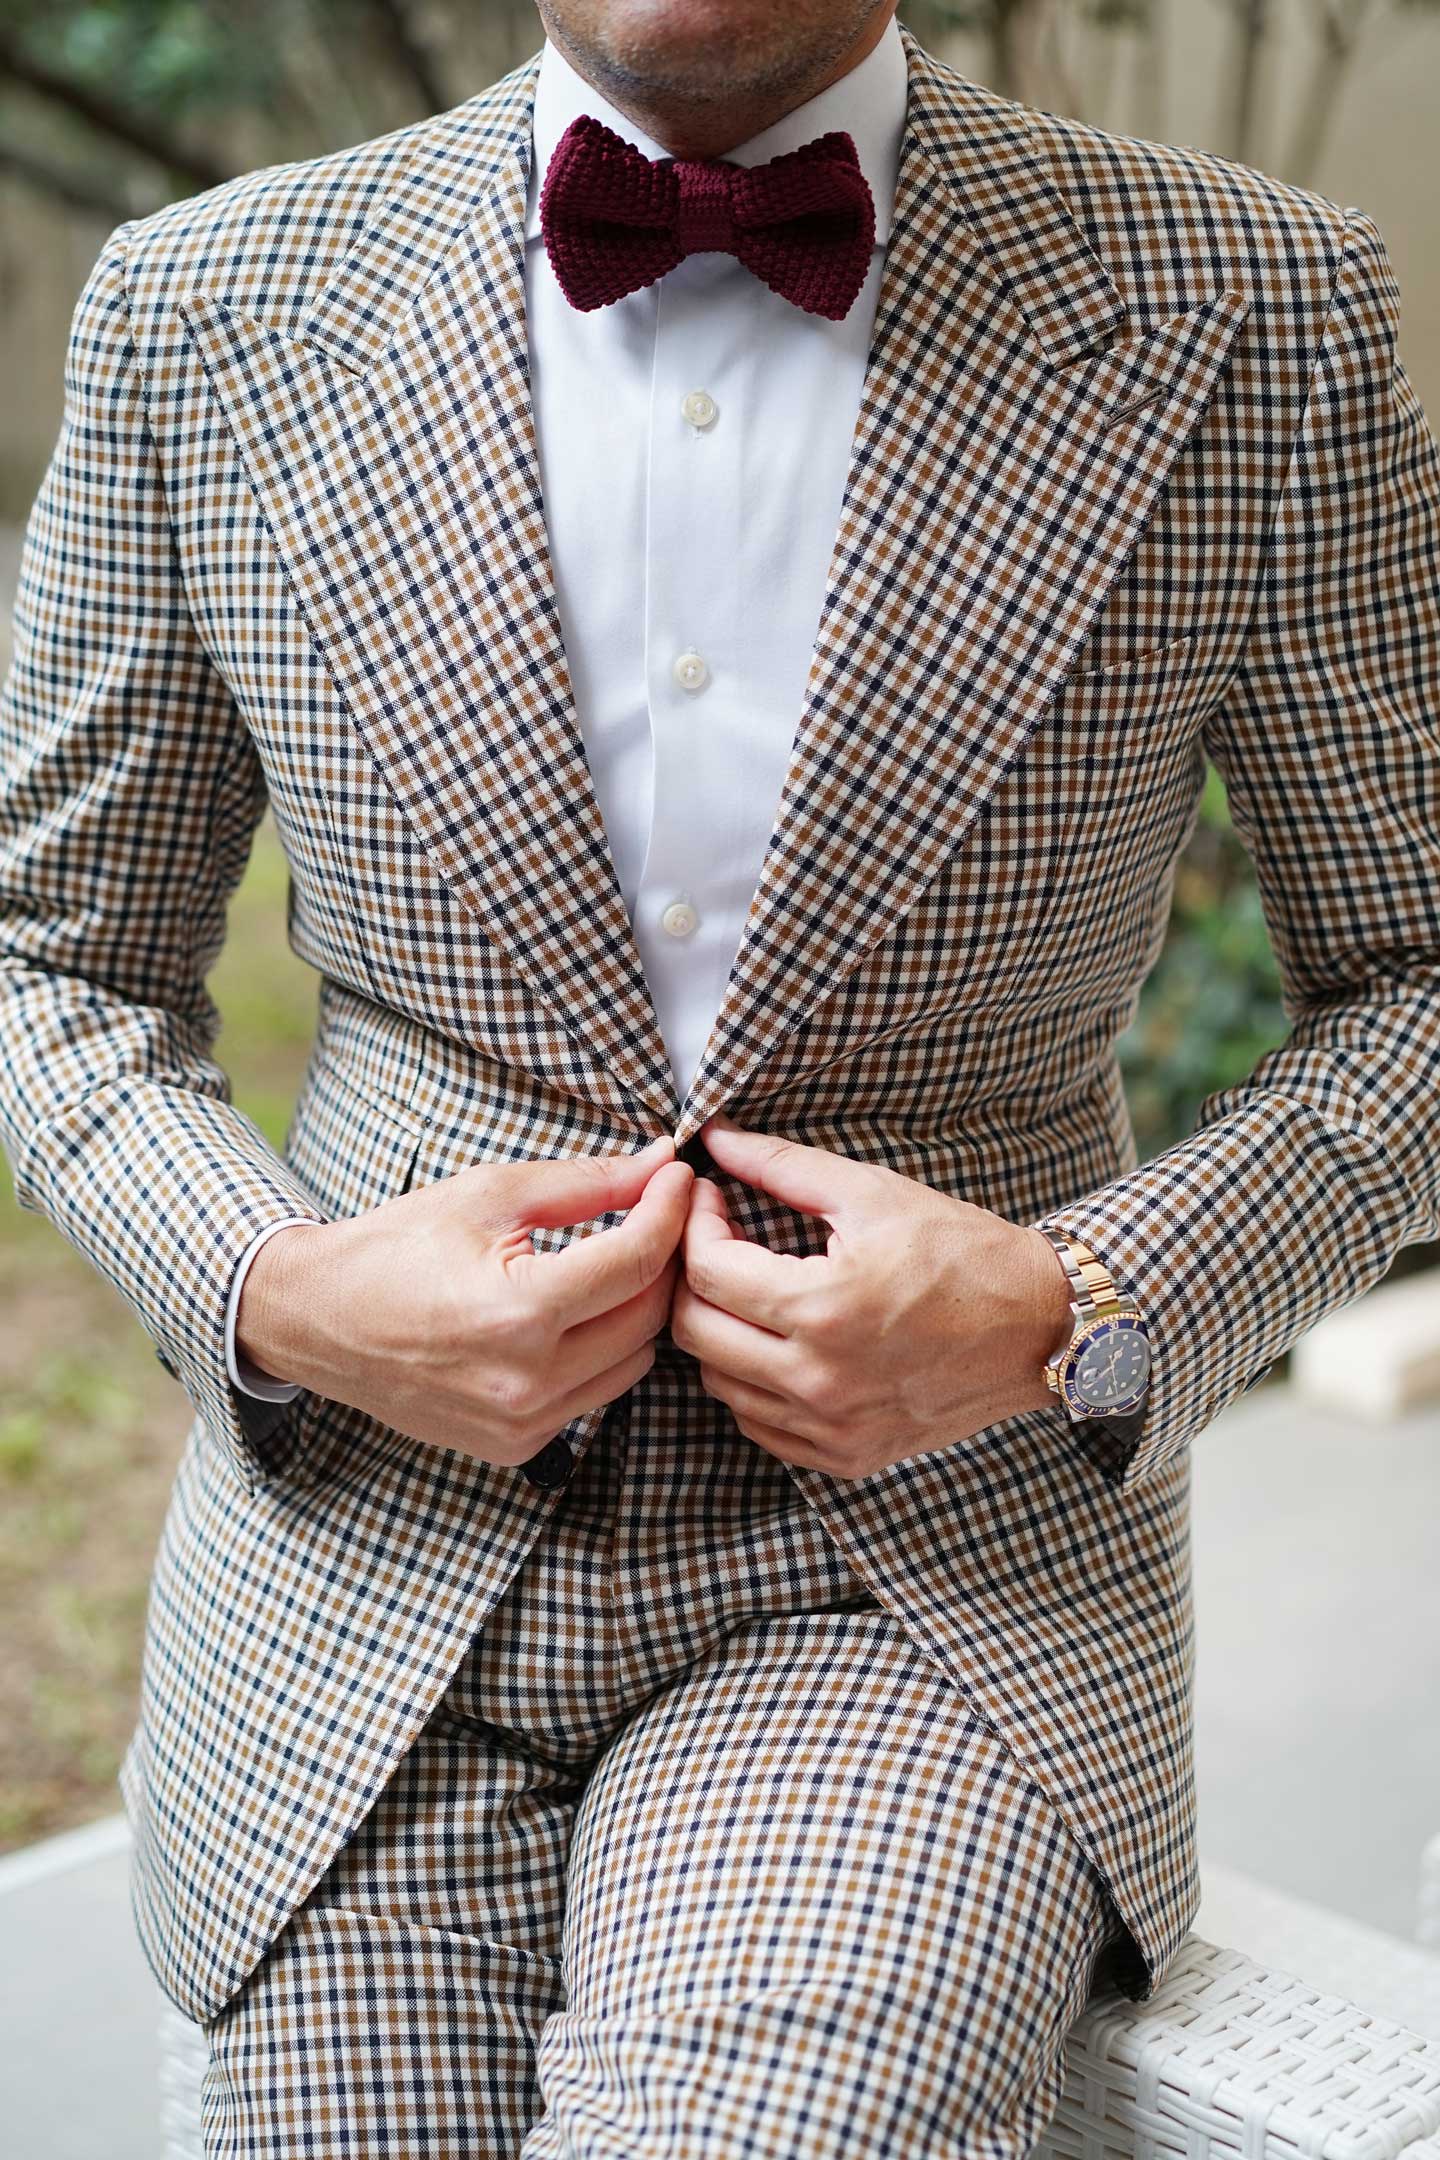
left=539, top=114, right=876, bottom=321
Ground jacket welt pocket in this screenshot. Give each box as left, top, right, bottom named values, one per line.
left=1047, top=632, right=1209, bottom=762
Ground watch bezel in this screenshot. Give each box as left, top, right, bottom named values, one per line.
left=1058, top=1311, right=1151, bottom=1417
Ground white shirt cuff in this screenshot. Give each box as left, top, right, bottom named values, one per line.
left=225, top=1216, right=321, bottom=1400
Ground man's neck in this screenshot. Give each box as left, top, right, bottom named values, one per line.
left=535, top=6, right=898, bottom=160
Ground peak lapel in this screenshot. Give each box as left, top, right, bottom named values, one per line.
left=180, top=55, right=684, bottom=1124
left=672, top=23, right=1250, bottom=1146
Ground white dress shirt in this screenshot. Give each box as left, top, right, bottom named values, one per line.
left=226, top=14, right=910, bottom=1398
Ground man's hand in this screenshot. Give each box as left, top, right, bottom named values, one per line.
left=668, top=1113, right=1074, bottom=1477
left=236, top=1135, right=693, bottom=1465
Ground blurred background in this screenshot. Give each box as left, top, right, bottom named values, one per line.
left=1, top=0, right=1438, bottom=2048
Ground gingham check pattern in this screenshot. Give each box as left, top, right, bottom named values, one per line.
left=200, top=1369, right=1118, bottom=2157
left=1, top=18, right=1437, bottom=2028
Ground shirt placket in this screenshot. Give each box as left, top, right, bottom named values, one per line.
left=635, top=253, right=753, bottom=1102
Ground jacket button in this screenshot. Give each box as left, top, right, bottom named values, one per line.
left=522, top=1434, right=574, bottom=1489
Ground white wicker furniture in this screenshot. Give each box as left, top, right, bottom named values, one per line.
left=1034, top=1935, right=1440, bottom=2160
left=1420, top=1833, right=1440, bottom=1955
left=159, top=1919, right=1440, bottom=2160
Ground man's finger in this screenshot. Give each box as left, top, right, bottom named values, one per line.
left=670, top=1272, right=800, bottom=1394
left=727, top=1413, right=829, bottom=1469
left=684, top=1172, right=733, bottom=1234
left=683, top=1178, right=809, bottom=1331
left=698, top=1113, right=885, bottom=1225
left=529, top=1157, right=694, bottom=1327
left=502, top=1133, right=676, bottom=1232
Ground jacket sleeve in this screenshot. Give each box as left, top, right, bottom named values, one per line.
left=1026, top=205, right=1440, bottom=1495
left=0, top=224, right=330, bottom=1495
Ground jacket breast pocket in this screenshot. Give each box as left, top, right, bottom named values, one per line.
left=1030, top=631, right=1218, bottom=873
left=1046, top=631, right=1210, bottom=767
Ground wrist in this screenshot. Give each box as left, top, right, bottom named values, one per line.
left=1028, top=1226, right=1077, bottom=1365
left=1004, top=1226, right=1077, bottom=1414
left=235, top=1220, right=332, bottom=1389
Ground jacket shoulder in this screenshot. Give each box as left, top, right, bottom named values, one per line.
left=1018, top=96, right=1353, bottom=313
left=115, top=50, right=537, bottom=341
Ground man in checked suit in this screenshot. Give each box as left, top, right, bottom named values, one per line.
left=2, top=0, right=1439, bottom=2148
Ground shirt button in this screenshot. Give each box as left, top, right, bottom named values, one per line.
left=672, top=649, right=709, bottom=692
left=661, top=900, right=699, bottom=938
left=681, top=389, right=718, bottom=429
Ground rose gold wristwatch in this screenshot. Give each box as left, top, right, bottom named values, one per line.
left=1037, top=1230, right=1152, bottom=1422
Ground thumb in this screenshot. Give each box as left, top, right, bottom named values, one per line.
left=491, top=1134, right=678, bottom=1232
left=682, top=1174, right=738, bottom=1260
left=698, top=1114, right=881, bottom=1227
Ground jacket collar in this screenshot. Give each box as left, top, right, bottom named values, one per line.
left=292, top=21, right=1134, bottom=384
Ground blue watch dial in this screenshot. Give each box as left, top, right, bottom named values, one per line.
left=1066, top=1315, right=1151, bottom=1411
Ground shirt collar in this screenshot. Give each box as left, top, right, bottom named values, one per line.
left=524, top=10, right=908, bottom=246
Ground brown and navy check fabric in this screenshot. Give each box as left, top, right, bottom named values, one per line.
left=1, top=16, right=1438, bottom=2034
left=200, top=1367, right=1119, bottom=2155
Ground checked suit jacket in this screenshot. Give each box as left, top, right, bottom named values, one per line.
left=2, top=18, right=1438, bottom=2023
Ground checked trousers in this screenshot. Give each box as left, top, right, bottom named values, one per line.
left=200, top=1339, right=1124, bottom=2158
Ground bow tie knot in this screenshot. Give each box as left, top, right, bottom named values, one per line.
left=539, top=114, right=877, bottom=320
left=671, top=161, right=740, bottom=256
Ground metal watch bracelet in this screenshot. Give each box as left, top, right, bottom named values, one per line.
left=1039, top=1229, right=1125, bottom=1324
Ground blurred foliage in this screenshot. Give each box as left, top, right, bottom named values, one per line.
left=3, top=0, right=1439, bottom=214
left=21, top=0, right=256, bottom=110
left=0, top=0, right=534, bottom=211
left=1119, top=766, right=1287, bottom=1158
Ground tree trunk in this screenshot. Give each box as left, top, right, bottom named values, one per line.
left=1285, top=0, right=1375, bottom=185
left=989, top=0, right=1025, bottom=96
left=1221, top=0, right=1270, bottom=163
left=366, top=0, right=451, bottom=116
left=1135, top=0, right=1168, bottom=142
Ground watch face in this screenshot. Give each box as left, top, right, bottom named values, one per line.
left=1066, top=1315, right=1152, bottom=1412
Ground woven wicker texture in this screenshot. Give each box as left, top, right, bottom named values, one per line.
left=1418, top=1836, right=1440, bottom=1954
left=1035, top=1937, right=1440, bottom=2160
left=158, top=1934, right=1440, bottom=2159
